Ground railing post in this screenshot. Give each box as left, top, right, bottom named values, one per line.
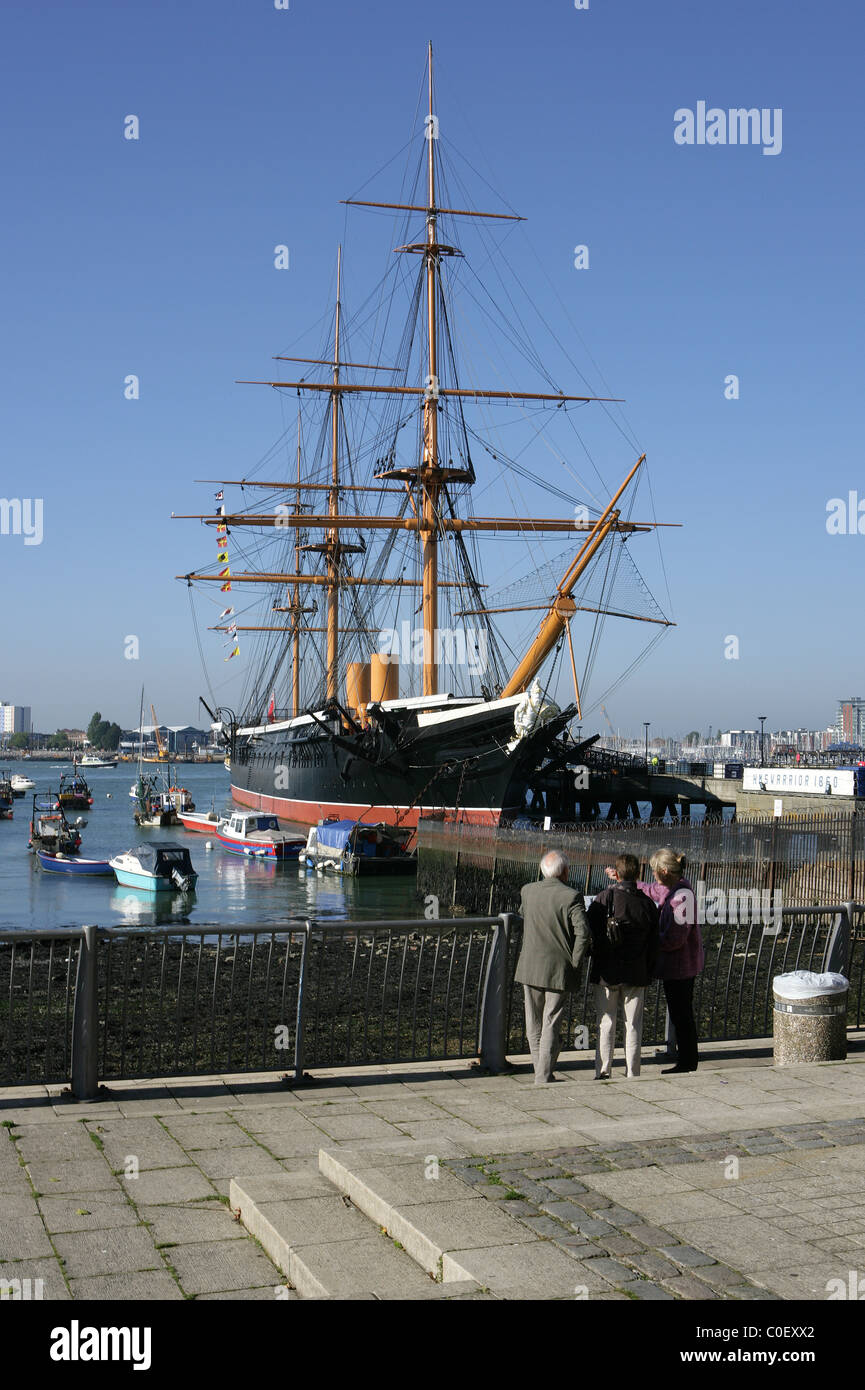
left=823, top=903, right=852, bottom=977
left=293, top=924, right=310, bottom=1082
left=479, top=914, right=511, bottom=1072
left=71, top=925, right=99, bottom=1101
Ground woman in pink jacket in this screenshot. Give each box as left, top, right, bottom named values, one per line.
left=607, top=846, right=704, bottom=1072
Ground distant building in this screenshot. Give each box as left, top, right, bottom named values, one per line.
left=125, top=725, right=209, bottom=755
left=0, top=703, right=31, bottom=736
left=836, top=698, right=865, bottom=747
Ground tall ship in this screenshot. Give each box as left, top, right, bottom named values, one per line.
left=176, top=47, right=674, bottom=830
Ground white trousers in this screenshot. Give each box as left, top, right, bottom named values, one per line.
left=594, top=981, right=646, bottom=1077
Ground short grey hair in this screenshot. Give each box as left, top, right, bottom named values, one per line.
left=540, top=850, right=567, bottom=879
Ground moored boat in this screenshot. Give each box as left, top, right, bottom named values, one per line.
left=303, top=819, right=416, bottom=875
left=58, top=768, right=93, bottom=809
left=0, top=774, right=14, bottom=819
left=29, top=795, right=83, bottom=855
left=80, top=754, right=118, bottom=769
left=109, top=845, right=198, bottom=892
left=215, top=811, right=305, bottom=859
left=179, top=809, right=220, bottom=834
left=36, top=851, right=113, bottom=876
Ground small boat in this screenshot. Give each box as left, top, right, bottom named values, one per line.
left=58, top=768, right=93, bottom=809
left=215, top=811, right=305, bottom=859
left=80, top=754, right=118, bottom=769
left=29, top=796, right=83, bottom=855
left=179, top=808, right=220, bottom=834
left=302, top=819, right=416, bottom=875
left=0, top=774, right=14, bottom=820
left=132, top=768, right=195, bottom=826
left=10, top=773, right=35, bottom=797
left=110, top=844, right=198, bottom=892
left=36, top=850, right=113, bottom=876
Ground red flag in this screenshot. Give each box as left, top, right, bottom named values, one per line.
left=268, top=690, right=276, bottom=722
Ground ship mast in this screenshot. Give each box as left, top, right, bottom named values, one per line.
left=292, top=402, right=302, bottom=716
left=327, top=246, right=343, bottom=702
left=178, top=47, right=676, bottom=721
left=421, top=42, right=440, bottom=697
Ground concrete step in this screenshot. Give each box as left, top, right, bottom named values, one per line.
left=318, top=1148, right=585, bottom=1297
left=229, top=1169, right=484, bottom=1300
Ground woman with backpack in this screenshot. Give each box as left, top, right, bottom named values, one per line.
left=588, top=853, right=659, bottom=1078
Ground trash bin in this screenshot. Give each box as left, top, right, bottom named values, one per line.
left=772, top=971, right=849, bottom=1065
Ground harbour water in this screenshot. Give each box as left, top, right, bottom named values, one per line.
left=0, top=764, right=422, bottom=932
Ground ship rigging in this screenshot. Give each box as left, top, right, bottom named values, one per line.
left=175, top=44, right=677, bottom=830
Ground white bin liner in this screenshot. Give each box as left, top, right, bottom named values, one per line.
left=773, top=970, right=849, bottom=1000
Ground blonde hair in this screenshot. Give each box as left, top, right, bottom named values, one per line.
left=650, top=848, right=687, bottom=878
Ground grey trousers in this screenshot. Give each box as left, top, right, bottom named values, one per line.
left=523, top=985, right=566, bottom=1084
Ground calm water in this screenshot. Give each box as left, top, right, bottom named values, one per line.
left=0, top=763, right=422, bottom=932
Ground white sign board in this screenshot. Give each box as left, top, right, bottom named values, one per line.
left=743, top=767, right=855, bottom=797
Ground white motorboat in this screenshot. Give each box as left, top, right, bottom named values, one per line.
left=109, top=844, right=198, bottom=892
left=10, top=774, right=35, bottom=794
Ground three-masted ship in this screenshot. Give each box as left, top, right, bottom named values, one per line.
left=176, top=47, right=674, bottom=830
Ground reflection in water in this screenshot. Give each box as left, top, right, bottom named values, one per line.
left=110, top=887, right=197, bottom=926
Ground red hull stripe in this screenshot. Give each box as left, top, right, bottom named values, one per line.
left=229, top=785, right=501, bottom=829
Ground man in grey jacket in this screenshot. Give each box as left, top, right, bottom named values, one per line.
left=516, top=851, right=591, bottom=1084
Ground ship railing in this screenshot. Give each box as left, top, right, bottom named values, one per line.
left=0, top=906, right=861, bottom=1098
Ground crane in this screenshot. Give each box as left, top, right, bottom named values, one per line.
left=600, top=705, right=616, bottom=740
left=150, top=704, right=167, bottom=761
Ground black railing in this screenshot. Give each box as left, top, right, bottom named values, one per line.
left=0, top=907, right=860, bottom=1096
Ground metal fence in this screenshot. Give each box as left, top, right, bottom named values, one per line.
left=0, top=919, right=506, bottom=1097
left=1, top=907, right=861, bottom=1097
left=417, top=813, right=865, bottom=914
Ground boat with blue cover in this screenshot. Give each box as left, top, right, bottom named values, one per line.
left=303, top=819, right=416, bottom=875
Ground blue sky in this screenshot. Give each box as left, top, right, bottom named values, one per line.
left=1, top=0, right=863, bottom=740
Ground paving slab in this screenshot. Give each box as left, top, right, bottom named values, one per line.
left=0, top=1257, right=70, bottom=1300
left=52, top=1225, right=161, bottom=1278
left=89, top=1119, right=191, bottom=1170
left=0, top=1218, right=55, bottom=1261
left=68, top=1270, right=185, bottom=1300
left=38, top=1193, right=141, bottom=1233
left=198, top=1286, right=297, bottom=1299
left=121, top=1165, right=217, bottom=1205
left=661, top=1215, right=824, bottom=1272
left=287, top=1236, right=446, bottom=1299
left=137, top=1203, right=248, bottom=1245
left=26, top=1158, right=116, bottom=1195
left=169, top=1123, right=259, bottom=1153
left=14, top=1124, right=98, bottom=1163
left=189, top=1145, right=285, bottom=1179
left=168, top=1238, right=283, bottom=1295
left=442, top=1239, right=597, bottom=1295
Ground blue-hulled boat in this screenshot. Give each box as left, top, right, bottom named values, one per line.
left=36, top=851, right=113, bottom=876
left=109, top=844, right=197, bottom=892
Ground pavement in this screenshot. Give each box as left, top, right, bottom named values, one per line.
left=1, top=1036, right=863, bottom=1301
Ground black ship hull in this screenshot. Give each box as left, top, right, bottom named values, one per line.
left=228, top=696, right=576, bottom=830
